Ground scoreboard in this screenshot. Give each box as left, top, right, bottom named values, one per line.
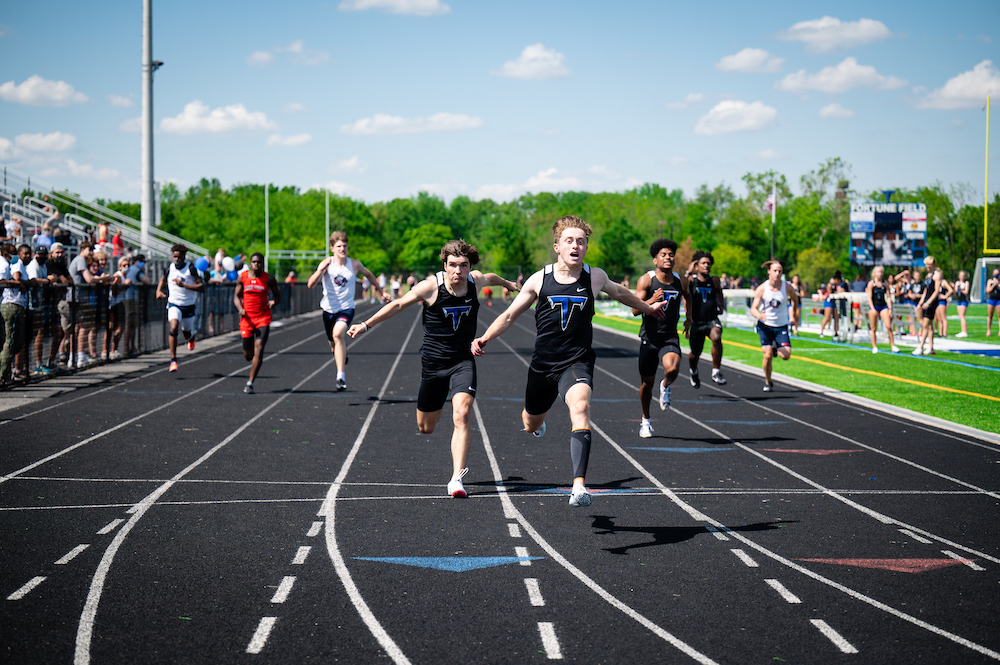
left=849, top=202, right=927, bottom=267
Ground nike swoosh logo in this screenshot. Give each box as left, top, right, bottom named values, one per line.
left=465, top=298, right=472, bottom=302
left=576, top=287, right=586, bottom=293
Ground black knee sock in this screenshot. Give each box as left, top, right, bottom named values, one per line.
left=570, top=429, right=592, bottom=480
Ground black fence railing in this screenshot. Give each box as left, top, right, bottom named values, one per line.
left=1, top=282, right=318, bottom=385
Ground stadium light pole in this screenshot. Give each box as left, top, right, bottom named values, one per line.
left=141, top=0, right=163, bottom=254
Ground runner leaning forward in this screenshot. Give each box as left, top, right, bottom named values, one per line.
left=155, top=244, right=205, bottom=373
left=348, top=239, right=519, bottom=498
left=685, top=249, right=728, bottom=388
left=234, top=252, right=281, bottom=394
left=472, top=216, right=668, bottom=508
left=750, top=259, right=800, bottom=393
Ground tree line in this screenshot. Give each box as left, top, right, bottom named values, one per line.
left=88, top=157, right=999, bottom=284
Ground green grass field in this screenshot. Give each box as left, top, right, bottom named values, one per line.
left=594, top=310, right=1000, bottom=436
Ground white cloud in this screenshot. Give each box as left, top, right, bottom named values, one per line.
left=665, top=93, right=704, bottom=110
left=339, top=112, right=483, bottom=135
left=491, top=44, right=570, bottom=80
left=777, top=16, right=892, bottom=52
left=160, top=100, right=278, bottom=134
left=66, top=159, right=120, bottom=181
left=776, top=57, right=906, bottom=94
left=337, top=0, right=450, bottom=16
left=407, top=180, right=469, bottom=199
left=0, top=75, right=88, bottom=106
left=331, top=156, right=369, bottom=174
left=107, top=94, right=134, bottom=108
left=266, top=133, right=312, bottom=146
left=247, top=41, right=328, bottom=67
left=917, top=60, right=1000, bottom=109
left=473, top=165, right=641, bottom=202
left=819, top=102, right=856, bottom=118
left=310, top=180, right=362, bottom=197
left=281, top=102, right=306, bottom=113
left=119, top=117, right=142, bottom=133
left=0, top=137, right=12, bottom=159
left=716, top=48, right=784, bottom=73
left=752, top=149, right=785, bottom=160
left=695, top=100, right=777, bottom=135
left=15, top=131, right=76, bottom=152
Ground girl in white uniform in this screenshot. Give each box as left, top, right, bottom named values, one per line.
left=750, top=259, right=799, bottom=392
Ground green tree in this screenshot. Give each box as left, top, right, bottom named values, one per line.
left=795, top=247, right=839, bottom=292
left=397, top=224, right=454, bottom=270
left=600, top=217, right=642, bottom=278
left=712, top=243, right=754, bottom=279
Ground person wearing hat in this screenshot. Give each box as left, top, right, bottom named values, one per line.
left=45, top=242, right=73, bottom=365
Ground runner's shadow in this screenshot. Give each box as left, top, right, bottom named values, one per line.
left=590, top=515, right=795, bottom=555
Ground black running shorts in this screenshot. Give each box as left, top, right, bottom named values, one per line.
left=638, top=337, right=681, bottom=377
left=524, top=360, right=594, bottom=416
left=417, top=358, right=477, bottom=413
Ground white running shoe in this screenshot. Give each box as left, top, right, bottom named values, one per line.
left=891, top=345, right=900, bottom=353
left=872, top=347, right=879, bottom=354
left=658, top=381, right=671, bottom=411
left=639, top=421, right=654, bottom=438
left=763, top=382, right=774, bottom=392
left=911, top=348, right=923, bottom=356
left=336, top=377, right=347, bottom=391
left=711, top=371, right=727, bottom=385
left=531, top=422, right=546, bottom=438
left=447, top=468, right=469, bottom=498
left=689, top=371, right=700, bottom=389
left=956, top=332, right=968, bottom=338
left=568, top=486, right=592, bottom=507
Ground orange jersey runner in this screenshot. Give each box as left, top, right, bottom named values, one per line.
left=240, top=270, right=273, bottom=336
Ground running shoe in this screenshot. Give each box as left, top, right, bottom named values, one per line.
left=447, top=468, right=469, bottom=498
left=639, top=421, right=654, bottom=439
left=711, top=371, right=727, bottom=385
left=169, top=360, right=178, bottom=372
left=689, top=371, right=700, bottom=389
left=336, top=377, right=347, bottom=391
left=244, top=383, right=254, bottom=394
left=658, top=381, right=671, bottom=411
left=531, top=422, right=546, bottom=438
left=911, top=348, right=923, bottom=356
left=891, top=345, right=900, bottom=353
left=763, top=382, right=774, bottom=392
left=955, top=332, right=968, bottom=338
left=872, top=347, right=879, bottom=354
left=568, top=486, right=592, bottom=507
left=188, top=338, right=196, bottom=351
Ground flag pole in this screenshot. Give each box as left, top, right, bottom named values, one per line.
left=986, top=96, right=997, bottom=254
left=770, top=181, right=776, bottom=259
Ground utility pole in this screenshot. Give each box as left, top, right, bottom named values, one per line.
left=141, top=0, right=163, bottom=253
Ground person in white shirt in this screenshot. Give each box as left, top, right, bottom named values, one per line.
left=155, top=244, right=205, bottom=373
left=750, top=259, right=800, bottom=393
left=23, top=245, right=56, bottom=373
left=307, top=232, right=385, bottom=391
left=0, top=242, right=29, bottom=384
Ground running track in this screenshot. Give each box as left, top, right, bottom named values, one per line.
left=1, top=305, right=998, bottom=664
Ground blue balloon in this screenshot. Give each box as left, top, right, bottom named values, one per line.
left=195, top=257, right=209, bottom=271
left=227, top=270, right=238, bottom=281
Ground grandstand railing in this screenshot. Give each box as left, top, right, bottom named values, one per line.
left=0, top=282, right=318, bottom=386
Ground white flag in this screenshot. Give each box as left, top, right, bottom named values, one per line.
left=764, top=194, right=775, bottom=214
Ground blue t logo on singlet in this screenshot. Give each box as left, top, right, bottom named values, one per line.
left=547, top=295, right=588, bottom=330
left=442, top=305, right=472, bottom=332
left=660, top=291, right=681, bottom=305
left=695, top=286, right=713, bottom=302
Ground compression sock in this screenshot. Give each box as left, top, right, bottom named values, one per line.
left=570, top=429, right=592, bottom=480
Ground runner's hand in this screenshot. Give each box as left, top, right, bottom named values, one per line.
left=471, top=337, right=487, bottom=356
left=347, top=324, right=365, bottom=338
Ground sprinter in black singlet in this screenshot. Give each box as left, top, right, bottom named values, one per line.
left=632, top=238, right=688, bottom=439
left=684, top=250, right=727, bottom=390
left=472, top=216, right=668, bottom=508
left=349, top=239, right=519, bottom=498
left=913, top=256, right=941, bottom=356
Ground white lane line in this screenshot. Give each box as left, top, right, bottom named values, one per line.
left=97, top=519, right=124, bottom=535
left=4, top=330, right=326, bottom=488
left=898, top=528, right=933, bottom=544
left=765, top=579, right=802, bottom=604
left=731, top=549, right=759, bottom=567
left=7, top=576, right=46, bottom=600
left=942, top=550, right=985, bottom=571
left=524, top=578, right=545, bottom=606
left=292, top=546, right=311, bottom=565
left=307, top=521, right=323, bottom=537
left=810, top=619, right=859, bottom=654
left=56, top=544, right=90, bottom=565
left=473, top=402, right=720, bottom=665
left=538, top=622, right=563, bottom=659
left=508, top=523, right=522, bottom=538
left=74, top=341, right=338, bottom=665
left=707, top=526, right=730, bottom=541
left=515, top=547, right=532, bottom=565
left=270, top=576, right=296, bottom=604
left=319, top=312, right=420, bottom=665
left=246, top=616, right=278, bottom=654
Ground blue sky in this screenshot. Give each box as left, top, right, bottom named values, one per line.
left=2, top=0, right=999, bottom=208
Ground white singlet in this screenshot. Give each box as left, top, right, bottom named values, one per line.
left=760, top=277, right=790, bottom=328
left=167, top=261, right=199, bottom=306
left=320, top=258, right=357, bottom=313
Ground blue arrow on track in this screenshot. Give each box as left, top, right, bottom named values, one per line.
left=353, top=556, right=544, bottom=571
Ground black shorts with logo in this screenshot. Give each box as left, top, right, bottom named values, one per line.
left=524, top=360, right=595, bottom=416
left=417, top=358, right=477, bottom=412
left=638, top=336, right=682, bottom=377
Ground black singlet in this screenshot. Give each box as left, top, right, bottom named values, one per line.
left=687, top=274, right=720, bottom=322
left=532, top=264, right=595, bottom=373
left=990, top=278, right=1000, bottom=300
left=871, top=282, right=888, bottom=308
left=640, top=270, right=683, bottom=343
left=420, top=272, right=479, bottom=369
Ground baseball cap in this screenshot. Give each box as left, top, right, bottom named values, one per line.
left=50, top=242, right=65, bottom=251
left=34, top=245, right=49, bottom=254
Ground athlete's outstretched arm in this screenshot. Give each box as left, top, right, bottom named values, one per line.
left=471, top=271, right=541, bottom=356
left=347, top=277, right=436, bottom=338
left=473, top=270, right=519, bottom=293
left=306, top=258, right=332, bottom=289
left=593, top=268, right=665, bottom=318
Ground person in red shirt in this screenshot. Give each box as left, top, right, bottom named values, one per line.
left=234, top=252, right=281, bottom=394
